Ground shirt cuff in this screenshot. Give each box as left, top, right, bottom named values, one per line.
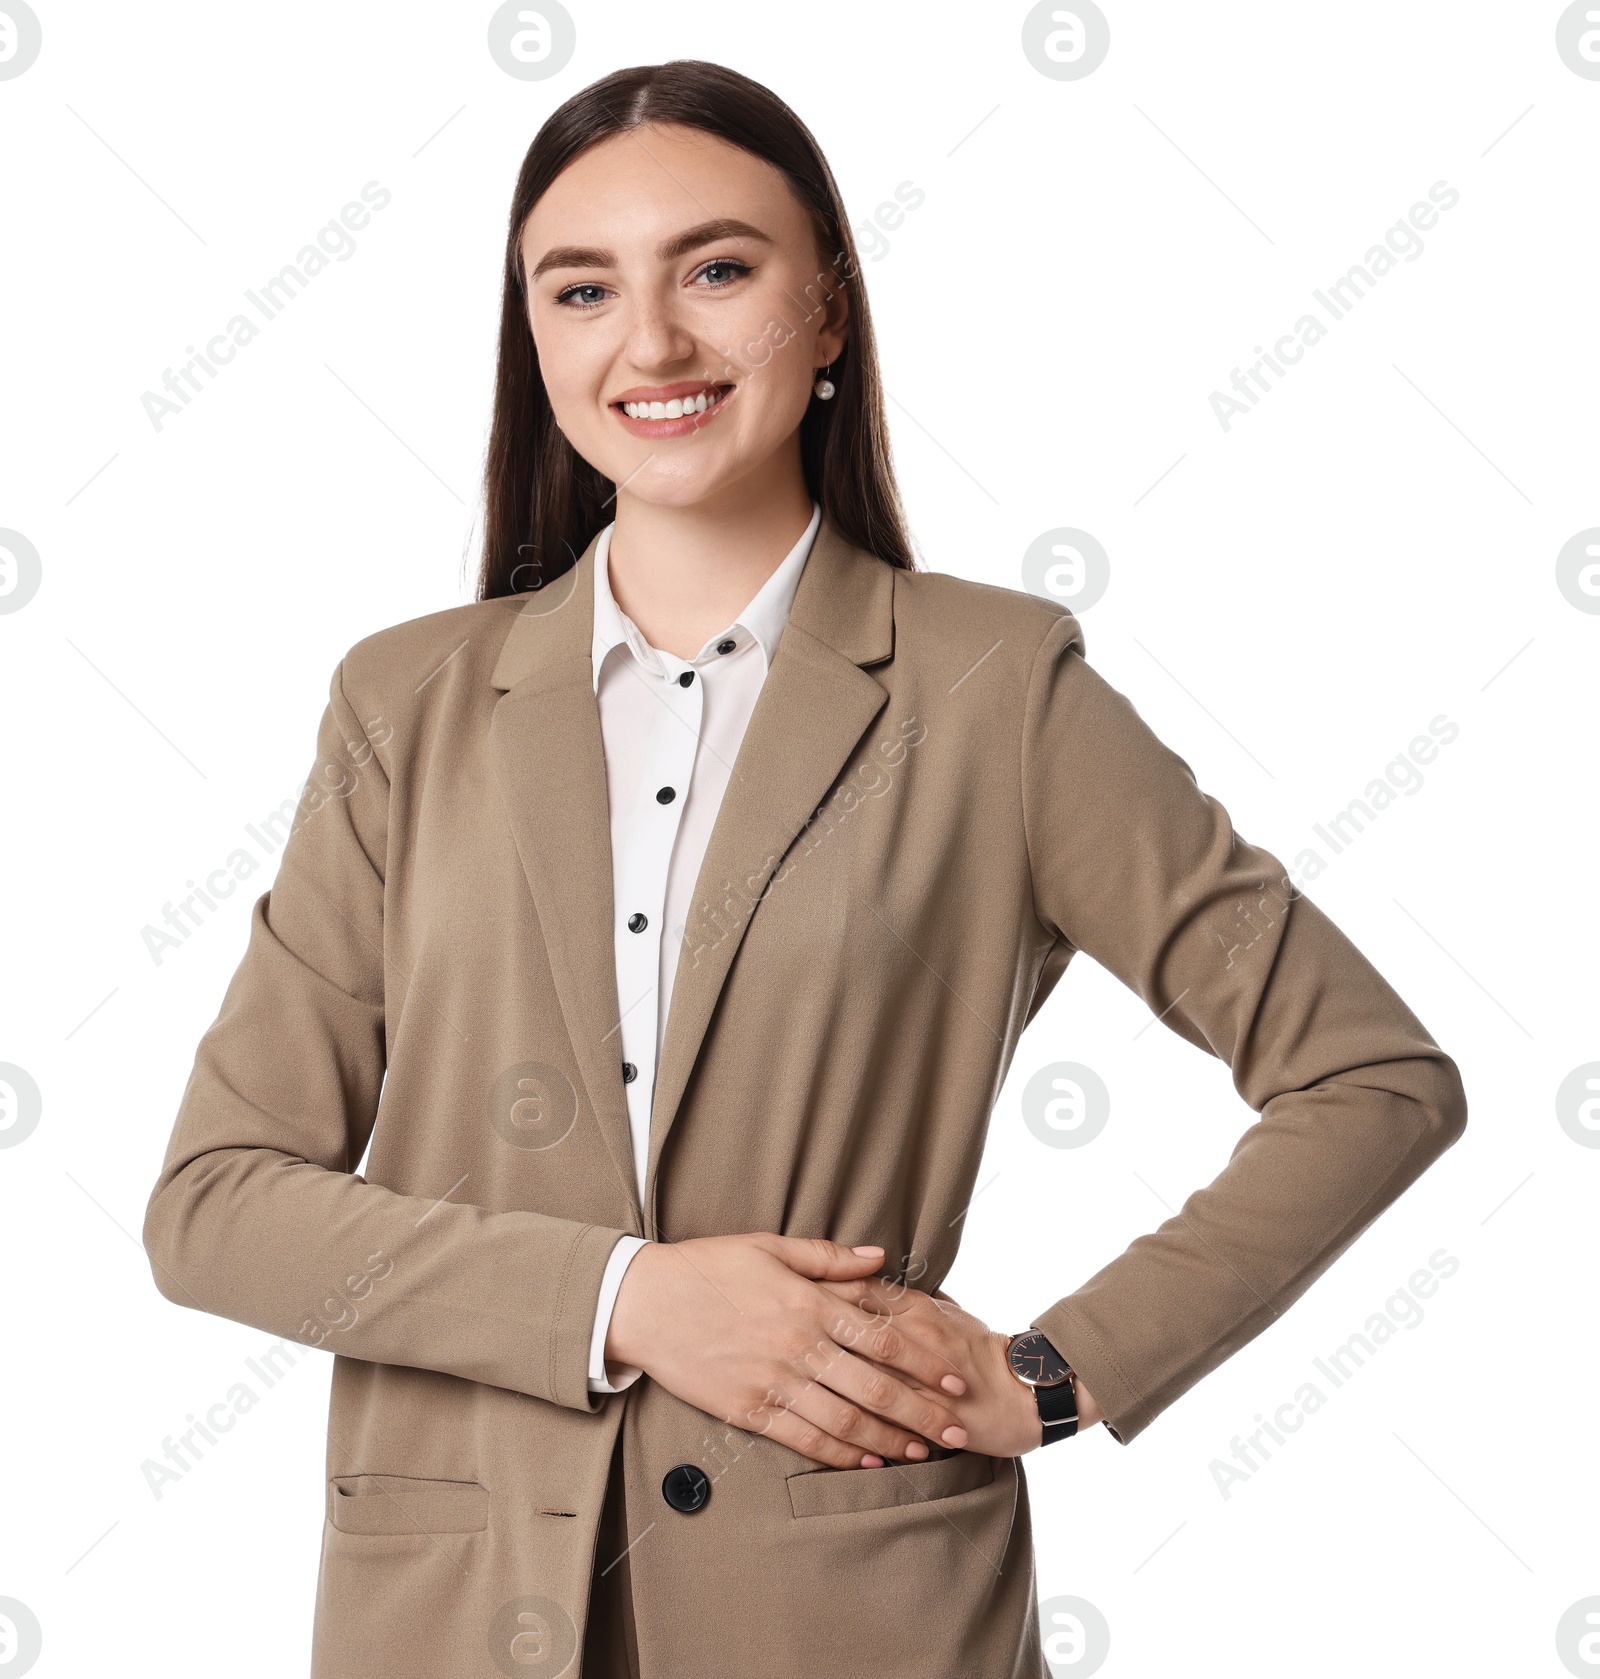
left=587, top=1235, right=650, bottom=1393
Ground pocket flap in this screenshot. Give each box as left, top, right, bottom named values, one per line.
left=786, top=1449, right=996, bottom=1517
left=328, top=1474, right=490, bottom=1536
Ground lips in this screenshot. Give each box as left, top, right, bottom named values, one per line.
left=610, top=381, right=735, bottom=439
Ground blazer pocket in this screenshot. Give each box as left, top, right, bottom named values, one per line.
left=328, top=1474, right=490, bottom=1536
left=786, top=1450, right=996, bottom=1518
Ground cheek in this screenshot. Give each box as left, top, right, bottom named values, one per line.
left=749, top=316, right=809, bottom=382
left=731, top=329, right=814, bottom=435
left=530, top=316, right=598, bottom=410
left=540, top=339, right=607, bottom=429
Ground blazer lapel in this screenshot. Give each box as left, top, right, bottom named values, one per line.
left=486, top=514, right=897, bottom=1238
left=487, top=538, right=643, bottom=1226
left=642, top=516, right=895, bottom=1227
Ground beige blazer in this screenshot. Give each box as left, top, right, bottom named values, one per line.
left=143, top=514, right=1466, bottom=1678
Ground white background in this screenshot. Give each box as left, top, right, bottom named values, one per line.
left=1, top=3, right=1595, bottom=1675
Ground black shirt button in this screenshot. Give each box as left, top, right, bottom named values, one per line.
left=677, top=670, right=694, bottom=687
left=655, top=786, right=676, bottom=804
left=622, top=1061, right=637, bottom=1083
left=627, top=913, right=647, bottom=933
left=662, top=1463, right=711, bottom=1513
left=716, top=638, right=736, bottom=654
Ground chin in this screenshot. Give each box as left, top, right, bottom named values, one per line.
left=599, top=459, right=737, bottom=510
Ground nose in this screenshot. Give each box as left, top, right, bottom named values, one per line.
left=617, top=290, right=702, bottom=380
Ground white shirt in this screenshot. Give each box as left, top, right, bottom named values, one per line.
left=584, top=501, right=823, bottom=1391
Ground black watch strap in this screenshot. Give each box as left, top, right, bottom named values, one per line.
left=1036, top=1370, right=1080, bottom=1445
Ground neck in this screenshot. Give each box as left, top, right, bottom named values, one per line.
left=605, top=461, right=815, bottom=660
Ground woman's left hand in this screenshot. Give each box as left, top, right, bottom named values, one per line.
left=814, top=1277, right=1102, bottom=1456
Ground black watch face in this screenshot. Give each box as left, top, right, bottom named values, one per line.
left=1009, top=1331, right=1071, bottom=1388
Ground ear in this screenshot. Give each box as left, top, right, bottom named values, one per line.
left=815, top=262, right=851, bottom=366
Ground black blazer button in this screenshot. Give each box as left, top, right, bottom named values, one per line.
left=622, top=1061, right=637, bottom=1083
left=661, top=1463, right=711, bottom=1513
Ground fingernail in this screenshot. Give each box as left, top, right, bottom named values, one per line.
left=940, top=1374, right=966, bottom=1395
left=942, top=1426, right=968, bottom=1447
left=905, top=1440, right=929, bottom=1459
left=851, top=1245, right=884, bottom=1255
left=861, top=1453, right=884, bottom=1468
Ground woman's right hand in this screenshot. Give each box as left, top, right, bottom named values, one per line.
left=605, top=1234, right=973, bottom=1469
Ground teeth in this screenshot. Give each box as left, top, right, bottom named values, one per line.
left=622, top=388, right=723, bottom=420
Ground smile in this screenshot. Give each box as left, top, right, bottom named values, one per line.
left=610, top=382, right=735, bottom=439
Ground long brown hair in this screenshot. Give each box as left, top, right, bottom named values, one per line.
left=477, top=60, right=918, bottom=600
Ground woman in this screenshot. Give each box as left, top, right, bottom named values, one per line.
left=143, top=59, right=1467, bottom=1679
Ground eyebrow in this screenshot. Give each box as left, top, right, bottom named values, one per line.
left=528, top=218, right=775, bottom=282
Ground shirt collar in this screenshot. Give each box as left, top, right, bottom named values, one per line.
left=591, top=500, right=822, bottom=692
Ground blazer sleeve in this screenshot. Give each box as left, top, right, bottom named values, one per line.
left=141, top=656, right=632, bottom=1415
left=1019, top=610, right=1467, bottom=1446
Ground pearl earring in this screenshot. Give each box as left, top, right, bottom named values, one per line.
left=813, top=361, right=836, bottom=400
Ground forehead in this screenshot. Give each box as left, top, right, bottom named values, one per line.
left=521, top=122, right=804, bottom=255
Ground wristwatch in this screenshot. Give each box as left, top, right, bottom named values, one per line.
left=1005, top=1329, right=1079, bottom=1445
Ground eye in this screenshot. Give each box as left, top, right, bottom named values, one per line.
left=553, top=281, right=611, bottom=311
left=552, top=258, right=751, bottom=311
left=692, top=258, right=752, bottom=288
